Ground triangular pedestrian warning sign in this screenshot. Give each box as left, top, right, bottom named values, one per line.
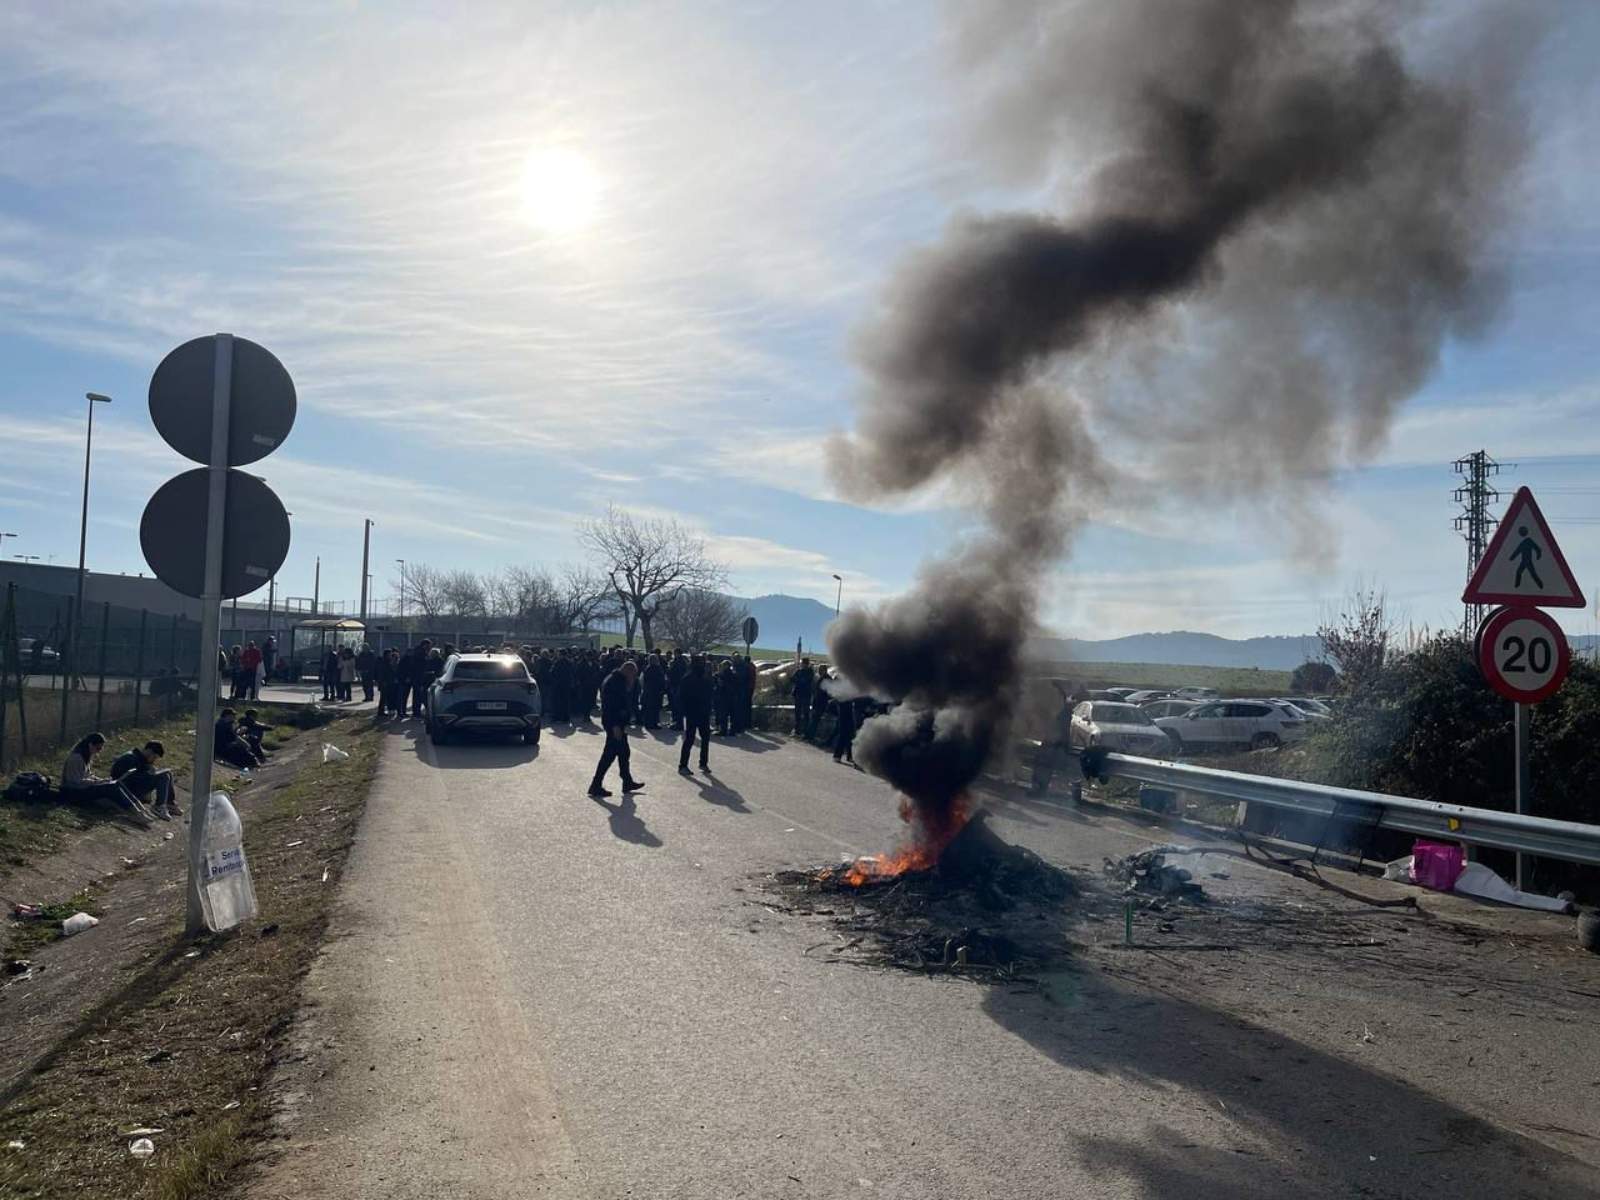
left=1463, top=486, right=1584, bottom=608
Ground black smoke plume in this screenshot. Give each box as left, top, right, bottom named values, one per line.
left=826, top=0, right=1534, bottom=824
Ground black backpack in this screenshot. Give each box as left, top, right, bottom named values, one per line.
left=3, top=772, right=52, bottom=803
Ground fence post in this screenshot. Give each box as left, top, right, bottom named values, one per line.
left=95, top=600, right=111, bottom=726
left=7, top=585, right=27, bottom=763
left=0, top=585, right=12, bottom=774
left=168, top=614, right=180, bottom=717
left=133, top=609, right=149, bottom=724
left=57, top=603, right=73, bottom=746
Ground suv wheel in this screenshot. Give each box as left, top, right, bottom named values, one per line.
left=524, top=726, right=541, bottom=746
left=1250, top=732, right=1280, bottom=751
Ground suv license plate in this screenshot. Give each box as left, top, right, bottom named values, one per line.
left=478, top=701, right=508, bottom=711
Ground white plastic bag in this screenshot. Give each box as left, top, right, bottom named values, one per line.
left=61, top=912, right=99, bottom=936
left=128, top=1138, right=155, bottom=1159
left=321, top=743, right=349, bottom=764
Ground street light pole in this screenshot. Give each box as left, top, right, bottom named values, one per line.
left=313, top=556, right=321, bottom=616
left=832, top=573, right=843, bottom=617
left=395, top=559, right=406, bottom=624
left=66, top=393, right=111, bottom=721
left=359, top=519, right=373, bottom=622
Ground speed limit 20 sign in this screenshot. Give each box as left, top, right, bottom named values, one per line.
left=1477, top=606, right=1571, bottom=704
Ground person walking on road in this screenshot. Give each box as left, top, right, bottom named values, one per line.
left=667, top=650, right=688, bottom=731
left=831, top=694, right=858, bottom=764
left=590, top=660, right=645, bottom=797
left=714, top=659, right=736, bottom=736
left=676, top=655, right=714, bottom=775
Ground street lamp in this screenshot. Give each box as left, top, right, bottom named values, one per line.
left=832, top=573, right=843, bottom=617
left=15, top=554, right=40, bottom=564
left=71, top=393, right=112, bottom=691
left=395, top=559, right=406, bottom=621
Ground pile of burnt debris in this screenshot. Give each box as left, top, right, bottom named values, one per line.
left=1103, top=845, right=1207, bottom=907
left=765, top=812, right=1077, bottom=984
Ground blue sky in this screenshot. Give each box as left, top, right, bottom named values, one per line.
left=3, top=1, right=1600, bottom=640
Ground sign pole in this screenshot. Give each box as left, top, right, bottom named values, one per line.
left=186, top=333, right=233, bottom=935
left=1514, top=700, right=1531, bottom=891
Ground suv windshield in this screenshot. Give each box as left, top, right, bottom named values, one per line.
left=450, top=659, right=529, bottom=681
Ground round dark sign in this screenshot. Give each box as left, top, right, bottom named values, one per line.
left=741, top=615, right=759, bottom=646
left=1477, top=605, right=1570, bottom=705
left=149, top=335, right=296, bottom=467
left=139, top=468, right=291, bottom=600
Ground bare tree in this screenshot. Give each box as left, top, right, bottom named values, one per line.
left=554, top=566, right=620, bottom=633
left=395, top=563, right=448, bottom=620
left=578, top=506, right=728, bottom=651
left=439, top=569, right=488, bottom=617
left=1316, top=585, right=1395, bottom=694
left=655, top=589, right=747, bottom=653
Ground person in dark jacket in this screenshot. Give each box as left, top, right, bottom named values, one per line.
left=377, top=648, right=401, bottom=717
left=640, top=654, right=666, bottom=729
left=711, top=659, right=735, bottom=735
left=666, top=651, right=688, bottom=731
left=110, top=739, right=182, bottom=819
left=410, top=640, right=436, bottom=718
left=790, top=659, right=815, bottom=735
left=550, top=650, right=574, bottom=724
left=589, top=661, right=644, bottom=797
left=321, top=647, right=339, bottom=702
left=831, top=694, right=859, bottom=764
left=215, top=709, right=264, bottom=769
left=807, top=666, right=832, bottom=742
left=356, top=643, right=378, bottom=703
left=676, top=655, right=714, bottom=774
left=239, top=709, right=273, bottom=758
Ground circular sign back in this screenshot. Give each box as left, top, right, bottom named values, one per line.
left=1477, top=605, right=1570, bottom=704
left=139, top=468, right=291, bottom=600
left=148, top=335, right=296, bottom=467
left=741, top=615, right=760, bottom=646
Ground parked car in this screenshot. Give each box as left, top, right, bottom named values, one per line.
left=1172, top=686, right=1219, bottom=700
left=426, top=653, right=542, bottom=746
left=1102, top=687, right=1140, bottom=700
left=1155, top=700, right=1306, bottom=752
left=1280, top=697, right=1332, bottom=718
left=1272, top=698, right=1330, bottom=721
left=17, top=638, right=59, bottom=670
left=1123, top=689, right=1174, bottom=703
left=1069, top=702, right=1174, bottom=756
left=1140, top=698, right=1197, bottom=720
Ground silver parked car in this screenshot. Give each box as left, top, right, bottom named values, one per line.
left=426, top=653, right=542, bottom=746
left=1141, top=698, right=1197, bottom=720
left=1070, top=701, right=1174, bottom=756
left=1155, top=700, right=1306, bottom=752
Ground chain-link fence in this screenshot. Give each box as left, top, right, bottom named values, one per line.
left=0, top=582, right=205, bottom=772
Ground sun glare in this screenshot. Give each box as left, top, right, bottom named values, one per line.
left=519, top=147, right=602, bottom=235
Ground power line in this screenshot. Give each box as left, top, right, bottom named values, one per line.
left=1453, top=450, right=1500, bottom=638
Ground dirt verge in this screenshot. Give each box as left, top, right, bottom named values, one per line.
left=0, top=713, right=381, bottom=1198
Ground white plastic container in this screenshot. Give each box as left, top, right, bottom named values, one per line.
left=200, top=791, right=258, bottom=932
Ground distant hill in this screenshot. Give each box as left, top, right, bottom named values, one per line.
left=1026, top=630, right=1324, bottom=671
left=732, top=593, right=837, bottom=652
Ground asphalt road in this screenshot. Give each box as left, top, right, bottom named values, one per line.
left=251, top=719, right=1600, bottom=1200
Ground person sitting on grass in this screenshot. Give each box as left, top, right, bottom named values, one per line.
left=110, top=739, right=183, bottom=821
left=238, top=709, right=273, bottom=759
left=214, top=709, right=264, bottom=770
left=61, top=733, right=156, bottom=824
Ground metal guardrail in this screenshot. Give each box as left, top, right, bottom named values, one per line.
left=1075, top=748, right=1600, bottom=868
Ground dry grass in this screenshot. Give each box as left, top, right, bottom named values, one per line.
left=0, top=715, right=383, bottom=1198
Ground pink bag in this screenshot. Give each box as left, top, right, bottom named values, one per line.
left=1411, top=840, right=1465, bottom=891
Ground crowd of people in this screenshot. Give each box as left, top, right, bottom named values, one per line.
left=222, top=637, right=277, bottom=701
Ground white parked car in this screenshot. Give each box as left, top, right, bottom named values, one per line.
left=1272, top=698, right=1330, bottom=721
left=1141, top=698, right=1198, bottom=720
left=1279, top=697, right=1332, bottom=718
left=1172, top=686, right=1219, bottom=701
left=1155, top=700, right=1307, bottom=752
left=1070, top=702, right=1174, bottom=756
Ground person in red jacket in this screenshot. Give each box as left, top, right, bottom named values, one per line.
left=240, top=641, right=264, bottom=701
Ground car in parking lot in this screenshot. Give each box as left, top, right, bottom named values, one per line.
left=1154, top=699, right=1306, bottom=752
left=1069, top=701, right=1175, bottom=756
left=17, top=638, right=59, bottom=670
left=426, top=653, right=542, bottom=746
left=1123, top=689, right=1174, bottom=704
left=1171, top=686, right=1219, bottom=701
left=1140, top=698, right=1197, bottom=720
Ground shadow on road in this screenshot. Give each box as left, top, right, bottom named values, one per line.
left=589, top=793, right=663, bottom=848
left=981, top=970, right=1600, bottom=1199
left=424, top=739, right=540, bottom=769
left=690, top=771, right=750, bottom=813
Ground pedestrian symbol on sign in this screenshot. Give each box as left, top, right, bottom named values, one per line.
left=1462, top=487, right=1583, bottom=609
left=1510, top=527, right=1543, bottom=590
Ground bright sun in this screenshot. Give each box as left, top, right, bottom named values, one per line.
left=519, top=147, right=602, bottom=235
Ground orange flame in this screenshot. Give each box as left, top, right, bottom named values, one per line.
left=830, top=795, right=972, bottom=887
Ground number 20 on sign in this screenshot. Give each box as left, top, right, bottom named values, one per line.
left=1476, top=605, right=1571, bottom=704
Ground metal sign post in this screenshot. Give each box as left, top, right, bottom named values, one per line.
left=1514, top=701, right=1531, bottom=891
left=186, top=334, right=233, bottom=934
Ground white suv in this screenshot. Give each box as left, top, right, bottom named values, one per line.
left=1154, top=700, right=1306, bottom=752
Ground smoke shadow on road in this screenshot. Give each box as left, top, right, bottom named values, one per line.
left=981, top=970, right=1600, bottom=1198
left=589, top=793, right=663, bottom=849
